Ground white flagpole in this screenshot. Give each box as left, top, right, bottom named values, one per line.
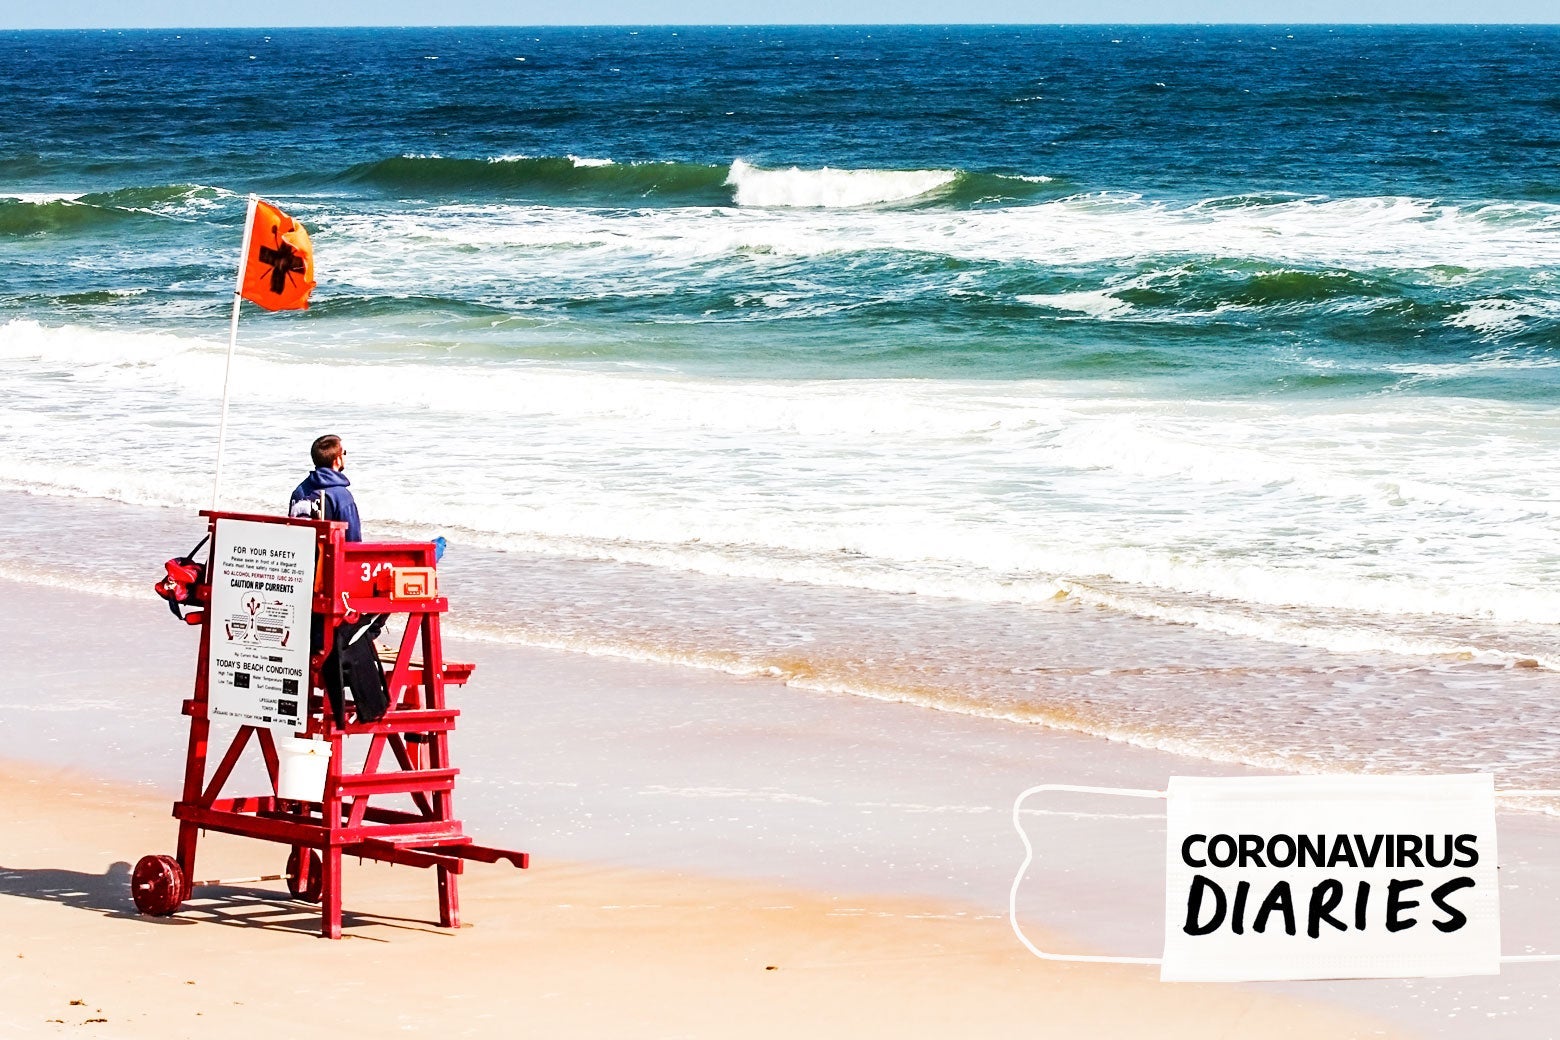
left=212, top=194, right=259, bottom=509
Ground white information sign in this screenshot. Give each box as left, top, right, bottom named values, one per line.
left=1162, top=774, right=1500, bottom=982
left=206, top=518, right=316, bottom=732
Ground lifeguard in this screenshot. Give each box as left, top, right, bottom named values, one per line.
left=289, top=434, right=361, bottom=541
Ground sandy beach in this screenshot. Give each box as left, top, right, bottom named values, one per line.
left=8, top=573, right=1560, bottom=1037
left=0, top=761, right=1398, bottom=1039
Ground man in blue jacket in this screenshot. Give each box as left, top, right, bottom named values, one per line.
left=289, top=434, right=362, bottom=541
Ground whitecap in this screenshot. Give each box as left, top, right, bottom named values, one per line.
left=725, top=158, right=957, bottom=208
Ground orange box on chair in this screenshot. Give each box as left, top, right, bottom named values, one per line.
left=390, top=566, right=437, bottom=601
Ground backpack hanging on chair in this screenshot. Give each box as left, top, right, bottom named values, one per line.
left=321, top=614, right=390, bottom=726
left=153, top=535, right=210, bottom=625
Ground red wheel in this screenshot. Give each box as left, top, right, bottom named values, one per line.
left=131, top=854, right=185, bottom=916
left=286, top=846, right=323, bottom=903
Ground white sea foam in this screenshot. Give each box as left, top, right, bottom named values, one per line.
left=0, top=318, right=212, bottom=365
left=725, top=158, right=958, bottom=208
left=1, top=192, right=84, bottom=204
left=312, top=193, right=1560, bottom=309
left=7, top=318, right=1560, bottom=664
left=1015, top=290, right=1133, bottom=318
left=487, top=153, right=615, bottom=168
left=153, top=185, right=240, bottom=217
left=1446, top=298, right=1560, bottom=339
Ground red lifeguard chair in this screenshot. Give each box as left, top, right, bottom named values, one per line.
left=132, top=510, right=528, bottom=938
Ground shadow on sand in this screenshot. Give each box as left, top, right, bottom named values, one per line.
left=0, top=861, right=450, bottom=939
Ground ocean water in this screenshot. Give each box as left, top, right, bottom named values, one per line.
left=6, top=25, right=1560, bottom=784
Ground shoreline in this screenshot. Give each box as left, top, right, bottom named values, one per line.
left=5, top=574, right=1560, bottom=1036
left=10, top=487, right=1560, bottom=794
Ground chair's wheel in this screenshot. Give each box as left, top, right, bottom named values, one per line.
left=286, top=846, right=323, bottom=903
left=131, top=854, right=185, bottom=916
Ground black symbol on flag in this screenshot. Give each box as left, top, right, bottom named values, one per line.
left=258, top=239, right=305, bottom=294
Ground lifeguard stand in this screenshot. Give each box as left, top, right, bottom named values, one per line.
left=131, top=510, right=528, bottom=938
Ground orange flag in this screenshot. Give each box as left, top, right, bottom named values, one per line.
left=241, top=199, right=316, bottom=311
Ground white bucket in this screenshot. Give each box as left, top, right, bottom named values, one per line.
left=276, top=738, right=332, bottom=802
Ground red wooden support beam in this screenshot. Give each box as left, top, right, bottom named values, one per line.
left=322, top=846, right=342, bottom=940
left=175, top=805, right=322, bottom=845
left=257, top=728, right=280, bottom=792
left=387, top=620, right=420, bottom=709
left=200, top=726, right=254, bottom=806
left=345, top=840, right=466, bottom=872
left=440, top=843, right=531, bottom=870
left=332, top=819, right=466, bottom=844
left=386, top=734, right=437, bottom=817
left=337, top=710, right=461, bottom=737
left=335, top=767, right=458, bottom=797
left=359, top=805, right=468, bottom=827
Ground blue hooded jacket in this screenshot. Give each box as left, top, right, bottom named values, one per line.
left=289, top=467, right=362, bottom=542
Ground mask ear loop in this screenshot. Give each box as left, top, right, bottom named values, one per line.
left=340, top=591, right=360, bottom=624
left=1495, top=788, right=1560, bottom=964
left=1011, top=784, right=1166, bottom=966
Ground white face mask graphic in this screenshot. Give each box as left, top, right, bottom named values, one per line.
left=1009, top=774, right=1560, bottom=982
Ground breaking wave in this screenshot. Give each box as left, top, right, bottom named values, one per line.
left=725, top=158, right=958, bottom=207
left=324, top=153, right=1064, bottom=208
left=0, top=184, right=235, bottom=236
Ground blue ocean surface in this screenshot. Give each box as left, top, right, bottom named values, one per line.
left=5, top=26, right=1560, bottom=387
left=6, top=26, right=1560, bottom=782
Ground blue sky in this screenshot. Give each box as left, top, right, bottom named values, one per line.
left=6, top=1, right=1560, bottom=28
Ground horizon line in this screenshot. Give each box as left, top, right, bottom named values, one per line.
left=6, top=21, right=1560, bottom=30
